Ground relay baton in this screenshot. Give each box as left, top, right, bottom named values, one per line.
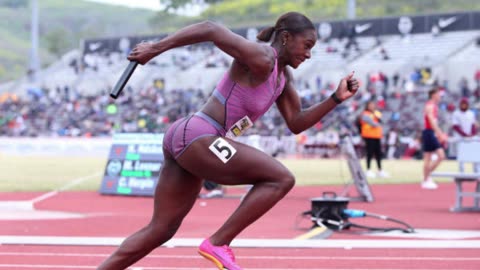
left=110, top=61, right=138, bottom=99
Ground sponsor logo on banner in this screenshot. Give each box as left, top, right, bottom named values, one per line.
left=398, top=16, right=413, bottom=35
left=354, top=23, right=372, bottom=34
left=438, top=16, right=457, bottom=29
left=118, top=37, right=130, bottom=52
left=318, top=22, right=332, bottom=41
left=88, top=42, right=102, bottom=51
left=246, top=27, right=258, bottom=41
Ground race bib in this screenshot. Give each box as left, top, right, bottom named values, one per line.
left=209, top=138, right=237, bottom=163
left=226, top=116, right=253, bottom=138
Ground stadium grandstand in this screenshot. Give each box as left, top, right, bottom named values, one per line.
left=1, top=10, right=479, bottom=158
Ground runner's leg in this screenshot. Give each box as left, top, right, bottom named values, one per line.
left=177, top=136, right=295, bottom=246
left=97, top=152, right=202, bottom=270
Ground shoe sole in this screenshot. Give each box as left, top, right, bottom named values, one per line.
left=198, top=250, right=227, bottom=270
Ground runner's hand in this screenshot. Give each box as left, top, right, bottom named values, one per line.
left=335, top=71, right=359, bottom=102
left=438, top=132, right=448, bottom=144
left=127, top=41, right=159, bottom=65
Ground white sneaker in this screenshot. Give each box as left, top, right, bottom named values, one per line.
left=200, top=189, right=224, bottom=199
left=421, top=179, right=438, bottom=190
left=366, top=170, right=376, bottom=178
left=378, top=170, right=390, bottom=178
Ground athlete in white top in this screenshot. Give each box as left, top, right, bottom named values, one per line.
left=451, top=98, right=477, bottom=139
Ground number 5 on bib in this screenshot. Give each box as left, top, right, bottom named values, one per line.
left=209, top=138, right=237, bottom=164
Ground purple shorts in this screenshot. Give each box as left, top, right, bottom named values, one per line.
left=163, top=112, right=226, bottom=159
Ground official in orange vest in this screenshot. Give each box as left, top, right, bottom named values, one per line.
left=360, top=101, right=389, bottom=178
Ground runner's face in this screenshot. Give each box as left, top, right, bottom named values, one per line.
left=286, top=29, right=317, bottom=68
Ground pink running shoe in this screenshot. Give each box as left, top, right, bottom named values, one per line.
left=198, top=238, right=243, bottom=270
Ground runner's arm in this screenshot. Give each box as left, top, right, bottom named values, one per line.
left=425, top=104, right=445, bottom=137
left=276, top=70, right=358, bottom=134
left=128, top=21, right=272, bottom=77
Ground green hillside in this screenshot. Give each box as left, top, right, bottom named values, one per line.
left=1, top=0, right=479, bottom=83
left=166, top=0, right=480, bottom=28
left=0, top=0, right=156, bottom=82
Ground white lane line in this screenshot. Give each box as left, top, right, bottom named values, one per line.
left=29, top=172, right=102, bottom=204
left=1, top=236, right=480, bottom=249
left=0, top=252, right=479, bottom=261
left=0, top=265, right=475, bottom=270
left=0, top=266, right=191, bottom=270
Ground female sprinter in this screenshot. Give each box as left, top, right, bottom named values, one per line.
left=98, top=12, right=358, bottom=270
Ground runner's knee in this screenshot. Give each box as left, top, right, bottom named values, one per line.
left=275, top=170, right=295, bottom=194
left=148, top=220, right=182, bottom=245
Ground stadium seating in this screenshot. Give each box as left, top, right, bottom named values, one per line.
left=1, top=24, right=479, bottom=156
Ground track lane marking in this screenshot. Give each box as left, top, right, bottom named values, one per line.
left=29, top=172, right=102, bottom=204
left=1, top=252, right=479, bottom=261
left=0, top=265, right=476, bottom=270
left=2, top=236, right=480, bottom=248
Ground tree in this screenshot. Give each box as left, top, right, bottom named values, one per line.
left=44, top=28, right=71, bottom=57
left=159, top=0, right=223, bottom=11
left=0, top=0, right=28, bottom=8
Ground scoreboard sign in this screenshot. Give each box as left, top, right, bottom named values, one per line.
left=99, top=133, right=164, bottom=196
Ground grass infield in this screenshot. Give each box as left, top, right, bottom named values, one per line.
left=0, top=154, right=458, bottom=192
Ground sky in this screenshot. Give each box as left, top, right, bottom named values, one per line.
left=85, top=0, right=163, bottom=10
left=85, top=0, right=206, bottom=16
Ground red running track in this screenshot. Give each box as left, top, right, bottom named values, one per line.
left=1, top=183, right=479, bottom=238
left=1, top=183, right=480, bottom=269
left=0, top=245, right=479, bottom=269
